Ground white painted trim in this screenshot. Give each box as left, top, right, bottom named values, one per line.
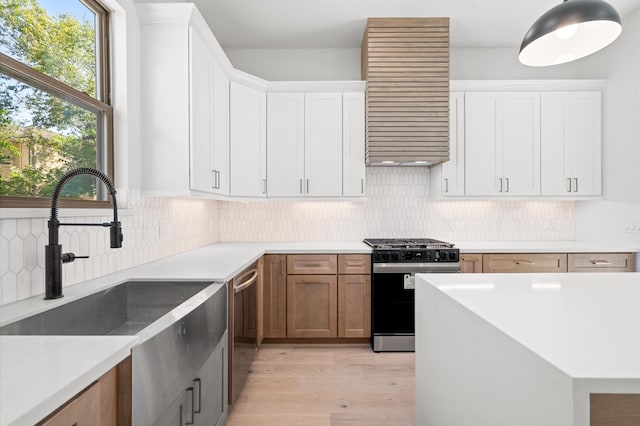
left=267, top=81, right=365, bottom=93
left=450, top=80, right=607, bottom=91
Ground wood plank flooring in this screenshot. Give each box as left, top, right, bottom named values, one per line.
left=227, top=344, right=415, bottom=426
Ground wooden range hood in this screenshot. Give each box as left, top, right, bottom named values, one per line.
left=361, top=18, right=450, bottom=166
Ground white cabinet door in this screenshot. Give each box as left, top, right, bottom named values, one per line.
left=465, top=92, right=499, bottom=196
left=570, top=92, right=601, bottom=196
left=304, top=93, right=343, bottom=197
left=211, top=59, right=229, bottom=195
left=465, top=92, right=540, bottom=196
left=501, top=92, right=540, bottom=196
left=541, top=91, right=601, bottom=196
left=266, top=93, right=305, bottom=197
left=189, top=27, right=215, bottom=194
left=342, top=92, right=365, bottom=197
left=442, top=92, right=465, bottom=196
left=229, top=81, right=267, bottom=197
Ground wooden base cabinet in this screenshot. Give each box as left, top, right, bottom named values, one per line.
left=39, top=357, right=131, bottom=426
left=263, top=254, right=287, bottom=338
left=338, top=275, right=371, bottom=338
left=483, top=253, right=567, bottom=273
left=460, top=254, right=483, bottom=273
left=287, top=275, right=338, bottom=338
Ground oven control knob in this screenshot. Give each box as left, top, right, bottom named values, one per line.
left=449, top=251, right=459, bottom=262
left=391, top=252, right=400, bottom=262
left=440, top=251, right=448, bottom=261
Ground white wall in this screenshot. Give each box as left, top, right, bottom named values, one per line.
left=575, top=7, right=640, bottom=247
left=224, top=48, right=362, bottom=80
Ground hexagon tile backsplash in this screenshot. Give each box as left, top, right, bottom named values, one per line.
left=1, top=168, right=577, bottom=306
left=0, top=191, right=219, bottom=305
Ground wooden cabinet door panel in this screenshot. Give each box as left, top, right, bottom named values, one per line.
left=287, top=254, right=337, bottom=275
left=287, top=275, right=337, bottom=338
left=483, top=253, right=567, bottom=273
left=568, top=253, right=635, bottom=272
left=338, top=254, right=371, bottom=275
left=40, top=381, right=101, bottom=426
left=338, top=275, right=371, bottom=338
left=263, top=255, right=287, bottom=338
left=460, top=254, right=483, bottom=273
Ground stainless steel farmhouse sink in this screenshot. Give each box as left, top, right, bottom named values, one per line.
left=0, top=279, right=229, bottom=425
left=0, top=280, right=213, bottom=336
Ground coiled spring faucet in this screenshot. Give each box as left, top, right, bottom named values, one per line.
left=45, top=168, right=123, bottom=299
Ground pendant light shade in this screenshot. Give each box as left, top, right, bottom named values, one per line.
left=519, top=0, right=622, bottom=66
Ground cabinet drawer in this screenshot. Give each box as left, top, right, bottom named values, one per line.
left=568, top=253, right=635, bottom=272
left=287, top=255, right=337, bottom=274
left=338, top=254, right=371, bottom=275
left=483, top=253, right=567, bottom=273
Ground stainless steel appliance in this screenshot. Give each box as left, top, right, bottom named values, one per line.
left=229, top=263, right=259, bottom=405
left=363, top=238, right=460, bottom=352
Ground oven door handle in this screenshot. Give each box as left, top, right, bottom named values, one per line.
left=373, top=262, right=461, bottom=274
left=234, top=268, right=258, bottom=293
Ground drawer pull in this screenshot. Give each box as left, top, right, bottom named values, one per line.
left=590, top=260, right=612, bottom=265
left=302, top=263, right=322, bottom=268
left=515, top=260, right=535, bottom=265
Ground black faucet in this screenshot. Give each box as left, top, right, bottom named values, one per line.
left=45, top=168, right=123, bottom=299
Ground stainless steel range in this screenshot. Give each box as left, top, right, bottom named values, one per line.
left=364, top=238, right=461, bottom=352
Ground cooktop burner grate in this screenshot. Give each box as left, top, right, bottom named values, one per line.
left=363, top=238, right=455, bottom=249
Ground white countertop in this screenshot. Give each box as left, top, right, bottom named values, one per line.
left=0, top=336, right=136, bottom=426
left=0, top=241, right=370, bottom=425
left=421, top=272, right=640, bottom=379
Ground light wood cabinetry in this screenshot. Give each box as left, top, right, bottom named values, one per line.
left=287, top=254, right=338, bottom=275
left=264, top=254, right=371, bottom=340
left=39, top=357, right=131, bottom=426
left=465, top=92, right=541, bottom=196
left=229, top=81, right=267, bottom=197
left=541, top=92, right=602, bottom=196
left=287, top=274, right=338, bottom=338
left=568, top=253, right=635, bottom=272
left=263, top=254, right=287, bottom=338
left=483, top=253, right=567, bottom=273
left=361, top=18, right=450, bottom=165
left=460, top=254, right=483, bottom=273
left=338, top=274, right=371, bottom=338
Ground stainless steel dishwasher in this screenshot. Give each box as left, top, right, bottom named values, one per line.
left=133, top=283, right=228, bottom=426
left=229, top=262, right=259, bottom=405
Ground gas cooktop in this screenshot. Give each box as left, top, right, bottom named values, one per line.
left=363, top=238, right=455, bottom=250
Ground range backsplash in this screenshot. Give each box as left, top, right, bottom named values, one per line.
left=0, top=191, right=219, bottom=305
left=219, top=168, right=575, bottom=242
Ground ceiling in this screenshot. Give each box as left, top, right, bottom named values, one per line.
left=192, top=0, right=640, bottom=49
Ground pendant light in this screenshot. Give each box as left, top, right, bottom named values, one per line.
left=519, top=0, right=622, bottom=66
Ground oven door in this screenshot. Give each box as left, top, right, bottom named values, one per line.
left=371, top=271, right=415, bottom=352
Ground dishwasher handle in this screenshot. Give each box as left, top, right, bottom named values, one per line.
left=233, top=268, right=258, bottom=294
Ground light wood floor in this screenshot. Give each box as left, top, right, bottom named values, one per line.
left=227, top=344, right=415, bottom=426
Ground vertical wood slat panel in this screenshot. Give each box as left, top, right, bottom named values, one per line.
left=362, top=18, right=450, bottom=164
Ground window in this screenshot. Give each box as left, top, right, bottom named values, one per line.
left=0, top=0, right=112, bottom=208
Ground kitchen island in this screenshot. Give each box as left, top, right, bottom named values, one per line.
left=415, top=272, right=640, bottom=426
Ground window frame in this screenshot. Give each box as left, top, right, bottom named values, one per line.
left=0, top=0, right=113, bottom=209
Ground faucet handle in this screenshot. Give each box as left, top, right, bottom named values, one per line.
left=61, top=253, right=90, bottom=264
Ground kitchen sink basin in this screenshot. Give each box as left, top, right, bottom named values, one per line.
left=0, top=280, right=214, bottom=336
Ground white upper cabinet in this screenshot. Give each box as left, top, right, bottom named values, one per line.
left=229, top=81, right=267, bottom=197
left=304, top=93, right=343, bottom=197
left=541, top=92, right=602, bottom=196
left=189, top=26, right=215, bottom=194
left=137, top=4, right=231, bottom=198
left=266, top=89, right=365, bottom=199
left=342, top=92, right=366, bottom=197
left=465, top=92, right=540, bottom=196
left=266, top=93, right=305, bottom=197
left=441, top=92, right=465, bottom=196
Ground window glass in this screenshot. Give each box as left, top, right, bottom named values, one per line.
left=0, top=0, right=111, bottom=204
